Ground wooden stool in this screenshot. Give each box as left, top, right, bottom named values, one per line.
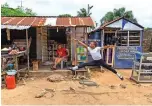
left=32, top=61, right=39, bottom=71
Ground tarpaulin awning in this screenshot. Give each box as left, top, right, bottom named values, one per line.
left=1, top=25, right=30, bottom=30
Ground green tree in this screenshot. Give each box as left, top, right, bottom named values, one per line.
left=100, top=7, right=137, bottom=25
left=25, top=8, right=37, bottom=16
left=77, top=4, right=93, bottom=17
left=58, top=14, right=72, bottom=17
left=1, top=3, right=36, bottom=16
left=1, top=3, right=9, bottom=8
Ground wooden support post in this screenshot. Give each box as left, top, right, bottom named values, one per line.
left=85, top=27, right=88, bottom=62
left=111, top=47, right=115, bottom=67
left=70, top=28, right=72, bottom=61
left=127, top=31, right=129, bottom=46
left=15, top=55, right=18, bottom=71
left=26, top=29, right=30, bottom=71
left=74, top=27, right=77, bottom=66
left=6, top=29, right=11, bottom=41
left=101, top=30, right=104, bottom=58
left=112, top=30, right=117, bottom=67
left=41, top=27, right=43, bottom=61
left=106, top=48, right=109, bottom=64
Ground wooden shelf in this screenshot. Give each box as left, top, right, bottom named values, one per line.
left=121, top=44, right=127, bottom=46
left=129, top=36, right=140, bottom=37
left=77, top=60, right=86, bottom=62
left=129, top=40, right=140, bottom=42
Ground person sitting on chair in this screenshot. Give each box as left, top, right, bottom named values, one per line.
left=52, top=44, right=69, bottom=70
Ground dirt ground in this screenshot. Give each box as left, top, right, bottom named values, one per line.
left=1, top=70, right=152, bottom=105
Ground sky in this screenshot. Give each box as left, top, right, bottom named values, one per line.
left=1, top=0, right=152, bottom=28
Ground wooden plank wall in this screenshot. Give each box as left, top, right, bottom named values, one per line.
left=41, top=27, right=48, bottom=62
left=72, top=27, right=88, bottom=65
left=36, top=27, right=42, bottom=60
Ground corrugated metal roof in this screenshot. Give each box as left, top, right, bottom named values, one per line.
left=102, top=17, right=144, bottom=28
left=88, top=17, right=144, bottom=33
left=1, top=16, right=94, bottom=27
left=1, top=17, right=46, bottom=26
left=44, top=18, right=57, bottom=26
left=56, top=17, right=94, bottom=26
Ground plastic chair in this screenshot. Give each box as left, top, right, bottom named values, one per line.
left=60, top=59, right=68, bottom=69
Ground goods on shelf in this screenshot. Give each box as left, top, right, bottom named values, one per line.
left=76, top=46, right=87, bottom=62
left=131, top=52, right=152, bottom=83
left=48, top=40, right=67, bottom=61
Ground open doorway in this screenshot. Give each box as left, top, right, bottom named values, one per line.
left=48, top=27, right=67, bottom=44
left=103, top=31, right=116, bottom=67
left=47, top=27, right=68, bottom=61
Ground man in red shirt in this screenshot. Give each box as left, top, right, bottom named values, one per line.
left=52, top=44, right=69, bottom=70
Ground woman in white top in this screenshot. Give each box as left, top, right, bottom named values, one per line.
left=69, top=38, right=124, bottom=80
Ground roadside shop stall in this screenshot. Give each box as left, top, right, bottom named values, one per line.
left=88, top=17, right=144, bottom=68
left=1, top=16, right=95, bottom=72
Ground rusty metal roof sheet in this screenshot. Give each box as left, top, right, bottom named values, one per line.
left=1, top=17, right=46, bottom=26
left=1, top=16, right=94, bottom=27
left=56, top=17, right=94, bottom=26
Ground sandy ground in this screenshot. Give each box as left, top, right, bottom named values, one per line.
left=1, top=70, right=152, bottom=105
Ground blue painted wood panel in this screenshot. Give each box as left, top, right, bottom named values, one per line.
left=114, top=46, right=142, bottom=68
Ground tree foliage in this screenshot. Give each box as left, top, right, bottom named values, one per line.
left=100, top=7, right=137, bottom=25
left=77, top=4, right=93, bottom=17
left=1, top=3, right=37, bottom=16
left=77, top=8, right=88, bottom=17
left=58, top=14, right=72, bottom=17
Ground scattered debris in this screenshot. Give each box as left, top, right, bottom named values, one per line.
left=79, top=80, right=99, bottom=87
left=72, top=75, right=79, bottom=80
left=61, top=87, right=76, bottom=92
left=109, top=85, right=116, bottom=89
left=78, top=86, right=86, bottom=89
left=120, top=84, right=127, bottom=89
left=45, top=88, right=55, bottom=92
left=143, top=84, right=152, bottom=88
left=51, top=94, right=54, bottom=98
left=30, top=78, right=35, bottom=81
left=145, top=94, right=152, bottom=103
left=17, top=78, right=26, bottom=86
left=147, top=98, right=152, bottom=103
left=1, top=84, right=6, bottom=89
left=132, top=83, right=141, bottom=87
left=24, top=74, right=29, bottom=78
left=69, top=87, right=75, bottom=92
left=73, top=95, right=77, bottom=97
left=63, top=90, right=118, bottom=96
left=35, top=90, right=48, bottom=98
left=22, top=78, right=26, bottom=85
left=144, top=93, right=152, bottom=98
left=47, top=74, right=64, bottom=82
left=137, top=84, right=141, bottom=87
left=79, top=76, right=88, bottom=80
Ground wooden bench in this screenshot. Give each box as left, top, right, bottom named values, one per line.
left=85, top=66, right=104, bottom=73
left=74, top=69, right=87, bottom=76
left=73, top=66, right=105, bottom=78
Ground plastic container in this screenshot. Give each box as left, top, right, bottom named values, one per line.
left=77, top=55, right=81, bottom=61
left=6, top=70, right=17, bottom=75
left=8, top=64, right=14, bottom=70
left=81, top=55, right=86, bottom=60
left=6, top=75, right=16, bottom=89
